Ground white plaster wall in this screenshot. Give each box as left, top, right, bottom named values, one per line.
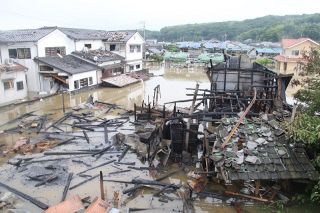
left=1, top=42, right=40, bottom=92
left=126, top=60, right=143, bottom=72
left=0, top=70, right=28, bottom=105
left=68, top=70, right=97, bottom=91
left=37, top=29, right=75, bottom=57
left=126, top=32, right=144, bottom=61
left=75, top=40, right=104, bottom=51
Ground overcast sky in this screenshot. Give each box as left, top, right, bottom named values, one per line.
left=0, top=0, right=319, bottom=31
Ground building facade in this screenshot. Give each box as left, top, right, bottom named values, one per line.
left=0, top=62, right=28, bottom=105
left=274, top=38, right=319, bottom=75
left=0, top=27, right=145, bottom=94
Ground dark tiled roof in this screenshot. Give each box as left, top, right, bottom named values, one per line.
left=0, top=27, right=138, bottom=43
left=0, top=62, right=28, bottom=72
left=0, top=27, right=56, bottom=42
left=72, top=49, right=124, bottom=63
left=35, top=55, right=97, bottom=75
left=58, top=27, right=136, bottom=42
left=214, top=118, right=319, bottom=182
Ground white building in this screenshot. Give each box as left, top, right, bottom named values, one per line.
left=0, top=62, right=28, bottom=105
left=0, top=27, right=145, bottom=94
left=35, top=55, right=98, bottom=92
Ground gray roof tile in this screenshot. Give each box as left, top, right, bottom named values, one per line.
left=35, top=55, right=97, bottom=75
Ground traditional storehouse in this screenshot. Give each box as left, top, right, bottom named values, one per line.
left=274, top=38, right=319, bottom=75
left=0, top=62, right=28, bottom=105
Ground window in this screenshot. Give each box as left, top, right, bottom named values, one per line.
left=130, top=45, right=135, bottom=53
left=9, top=48, right=31, bottom=59
left=291, top=50, right=299, bottom=56
left=284, top=62, right=287, bottom=72
left=80, top=78, right=88, bottom=87
left=17, top=48, right=31, bottom=59
left=84, top=44, right=92, bottom=49
left=3, top=80, right=14, bottom=90
left=129, top=65, right=134, bottom=71
left=16, top=81, right=24, bottom=90
left=40, top=65, right=54, bottom=71
left=129, top=45, right=141, bottom=53
left=45, top=47, right=66, bottom=57
left=9, top=49, right=17, bottom=58
left=110, top=44, right=116, bottom=51
left=136, top=64, right=141, bottom=69
left=74, top=80, right=79, bottom=89
left=137, top=45, right=141, bottom=52
left=89, top=77, right=93, bottom=85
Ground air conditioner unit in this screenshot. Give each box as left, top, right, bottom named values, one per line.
left=4, top=58, right=13, bottom=65
left=8, top=58, right=14, bottom=64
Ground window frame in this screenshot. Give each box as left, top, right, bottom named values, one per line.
left=16, top=81, right=24, bottom=91
left=3, top=80, right=14, bottom=90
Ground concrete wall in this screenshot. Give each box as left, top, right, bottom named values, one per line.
left=0, top=70, right=28, bottom=105
left=75, top=40, right=104, bottom=51
left=68, top=70, right=97, bottom=91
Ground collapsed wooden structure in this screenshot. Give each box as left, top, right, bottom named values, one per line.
left=134, top=58, right=318, bottom=193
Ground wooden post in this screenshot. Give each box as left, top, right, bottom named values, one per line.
left=104, top=125, right=108, bottom=143
left=163, top=104, right=165, bottom=118
left=62, top=92, right=65, bottom=114
left=100, top=171, right=105, bottom=200
left=185, top=83, right=199, bottom=151
left=221, top=87, right=257, bottom=149
left=134, top=103, right=137, bottom=121
left=255, top=180, right=261, bottom=196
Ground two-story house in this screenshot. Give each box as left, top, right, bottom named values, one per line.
left=0, top=27, right=145, bottom=93
left=0, top=62, right=28, bottom=105
left=274, top=38, right=319, bottom=75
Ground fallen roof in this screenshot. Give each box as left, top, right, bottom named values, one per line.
left=0, top=27, right=56, bottom=43
left=213, top=117, right=319, bottom=182
left=0, top=62, right=28, bottom=72
left=35, top=55, right=97, bottom=75
left=72, top=49, right=124, bottom=63
left=101, top=75, right=139, bottom=87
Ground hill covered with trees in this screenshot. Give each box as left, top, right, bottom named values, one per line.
left=143, top=14, right=320, bottom=42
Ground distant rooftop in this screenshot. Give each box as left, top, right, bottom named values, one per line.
left=0, top=28, right=56, bottom=43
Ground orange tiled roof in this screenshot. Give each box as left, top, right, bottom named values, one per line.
left=281, top=38, right=314, bottom=49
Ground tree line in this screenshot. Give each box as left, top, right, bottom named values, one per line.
left=141, top=14, right=320, bottom=42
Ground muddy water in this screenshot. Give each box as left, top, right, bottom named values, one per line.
left=0, top=63, right=317, bottom=212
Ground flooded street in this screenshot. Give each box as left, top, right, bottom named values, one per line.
left=0, top=63, right=317, bottom=213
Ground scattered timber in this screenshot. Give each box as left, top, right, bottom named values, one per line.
left=0, top=181, right=49, bottom=209
left=61, top=173, right=73, bottom=201
left=77, top=160, right=116, bottom=175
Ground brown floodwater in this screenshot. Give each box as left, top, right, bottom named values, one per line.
left=0, top=63, right=317, bottom=212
